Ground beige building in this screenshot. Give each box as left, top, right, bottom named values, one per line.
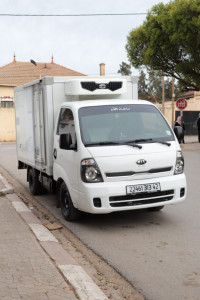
left=0, top=55, right=85, bottom=141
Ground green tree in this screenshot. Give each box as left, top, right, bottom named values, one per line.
left=118, top=61, right=132, bottom=75
left=138, top=70, right=181, bottom=102
left=126, top=0, right=200, bottom=91
left=148, top=70, right=163, bottom=102
left=138, top=70, right=149, bottom=99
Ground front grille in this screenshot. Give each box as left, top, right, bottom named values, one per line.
left=109, top=190, right=174, bottom=207
left=106, top=167, right=172, bottom=178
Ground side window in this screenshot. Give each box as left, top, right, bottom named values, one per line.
left=57, top=108, right=76, bottom=143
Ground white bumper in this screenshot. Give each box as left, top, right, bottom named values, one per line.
left=74, top=174, right=186, bottom=214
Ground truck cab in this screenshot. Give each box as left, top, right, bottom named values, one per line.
left=53, top=100, right=186, bottom=221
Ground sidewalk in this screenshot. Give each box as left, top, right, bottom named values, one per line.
left=180, top=135, right=200, bottom=151
left=0, top=176, right=107, bottom=300
left=184, top=135, right=199, bottom=144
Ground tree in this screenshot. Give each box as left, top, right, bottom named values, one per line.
left=118, top=62, right=132, bottom=76
left=148, top=70, right=162, bottom=102
left=126, top=0, right=200, bottom=91
left=138, top=69, right=181, bottom=102
left=138, top=70, right=148, bottom=99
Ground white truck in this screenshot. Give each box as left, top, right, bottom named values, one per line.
left=15, top=76, right=186, bottom=221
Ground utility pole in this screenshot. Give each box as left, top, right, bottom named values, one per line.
left=172, top=77, right=175, bottom=126
left=162, top=71, right=165, bottom=115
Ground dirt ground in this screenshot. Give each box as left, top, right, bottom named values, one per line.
left=0, top=165, right=144, bottom=300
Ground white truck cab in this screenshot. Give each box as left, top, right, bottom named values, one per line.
left=15, top=76, right=186, bottom=221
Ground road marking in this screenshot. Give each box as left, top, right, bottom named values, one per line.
left=59, top=264, right=108, bottom=300
left=29, top=223, right=58, bottom=242
left=12, top=201, right=30, bottom=212
left=0, top=173, right=14, bottom=195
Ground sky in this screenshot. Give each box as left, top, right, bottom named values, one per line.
left=0, top=0, right=170, bottom=76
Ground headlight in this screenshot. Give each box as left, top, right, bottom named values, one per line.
left=174, top=151, right=184, bottom=175
left=81, top=158, right=103, bottom=183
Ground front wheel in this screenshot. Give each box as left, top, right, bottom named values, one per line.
left=59, top=182, right=81, bottom=221
left=148, top=206, right=164, bottom=211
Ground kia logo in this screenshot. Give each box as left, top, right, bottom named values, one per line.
left=98, top=83, right=107, bottom=89
left=136, top=159, right=147, bottom=165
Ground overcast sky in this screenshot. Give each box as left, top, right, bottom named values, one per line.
left=0, top=0, right=170, bottom=76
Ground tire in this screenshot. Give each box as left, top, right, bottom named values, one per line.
left=28, top=168, right=43, bottom=195
left=148, top=206, right=164, bottom=211
left=59, top=182, right=81, bottom=221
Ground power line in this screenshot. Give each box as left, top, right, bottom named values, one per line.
left=0, top=12, right=147, bottom=17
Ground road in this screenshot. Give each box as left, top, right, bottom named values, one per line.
left=0, top=142, right=200, bottom=300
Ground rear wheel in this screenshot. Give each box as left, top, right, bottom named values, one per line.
left=28, top=168, right=43, bottom=195
left=60, top=182, right=81, bottom=221
left=148, top=206, right=164, bottom=211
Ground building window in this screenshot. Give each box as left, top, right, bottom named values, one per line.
left=0, top=101, right=14, bottom=108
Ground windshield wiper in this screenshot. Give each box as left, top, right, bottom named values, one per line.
left=85, top=141, right=142, bottom=149
left=156, top=141, right=171, bottom=146
left=131, top=138, right=153, bottom=143
left=131, top=138, right=171, bottom=147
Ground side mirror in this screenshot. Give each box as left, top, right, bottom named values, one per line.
left=60, top=133, right=77, bottom=150
left=174, top=126, right=184, bottom=142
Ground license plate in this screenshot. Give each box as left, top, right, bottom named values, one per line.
left=126, top=183, right=161, bottom=195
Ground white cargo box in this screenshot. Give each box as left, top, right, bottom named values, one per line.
left=14, top=76, right=138, bottom=175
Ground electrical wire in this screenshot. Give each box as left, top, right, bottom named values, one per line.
left=0, top=12, right=147, bottom=17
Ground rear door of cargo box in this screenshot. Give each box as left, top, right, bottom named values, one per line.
left=32, top=84, right=46, bottom=167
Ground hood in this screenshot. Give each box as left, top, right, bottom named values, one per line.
left=86, top=142, right=177, bottom=182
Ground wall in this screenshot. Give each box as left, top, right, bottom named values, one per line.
left=0, top=86, right=15, bottom=141
left=0, top=108, right=16, bottom=141
left=0, top=86, right=14, bottom=97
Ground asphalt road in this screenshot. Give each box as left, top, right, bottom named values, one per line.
left=1, top=142, right=200, bottom=300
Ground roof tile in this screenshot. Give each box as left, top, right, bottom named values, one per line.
left=0, top=60, right=85, bottom=86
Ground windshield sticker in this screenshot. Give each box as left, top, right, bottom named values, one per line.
left=111, top=107, right=131, bottom=112
left=166, top=130, right=171, bottom=135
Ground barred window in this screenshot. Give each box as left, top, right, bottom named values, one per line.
left=0, top=101, right=14, bottom=108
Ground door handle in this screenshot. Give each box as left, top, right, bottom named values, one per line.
left=53, top=149, right=57, bottom=159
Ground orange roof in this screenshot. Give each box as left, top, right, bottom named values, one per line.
left=0, top=58, right=85, bottom=87
left=182, top=91, right=194, bottom=99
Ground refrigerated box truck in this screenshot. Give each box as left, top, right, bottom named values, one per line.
left=15, top=76, right=186, bottom=221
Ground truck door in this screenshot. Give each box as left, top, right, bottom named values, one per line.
left=54, top=108, right=78, bottom=193
left=33, top=85, right=46, bottom=166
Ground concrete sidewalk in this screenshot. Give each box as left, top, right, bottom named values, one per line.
left=183, top=135, right=199, bottom=144
left=0, top=176, right=107, bottom=300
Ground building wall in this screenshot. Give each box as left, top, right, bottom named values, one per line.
left=0, top=86, right=15, bottom=141
left=0, top=107, right=16, bottom=141
left=0, top=86, right=14, bottom=97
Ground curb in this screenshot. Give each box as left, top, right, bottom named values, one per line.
left=6, top=193, right=108, bottom=300
left=0, top=173, right=14, bottom=195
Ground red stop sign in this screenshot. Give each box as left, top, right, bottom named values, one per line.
left=176, top=98, right=187, bottom=110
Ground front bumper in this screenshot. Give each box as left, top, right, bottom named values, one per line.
left=75, top=174, right=187, bottom=214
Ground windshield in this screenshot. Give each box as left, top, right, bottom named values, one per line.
left=78, top=104, right=174, bottom=145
